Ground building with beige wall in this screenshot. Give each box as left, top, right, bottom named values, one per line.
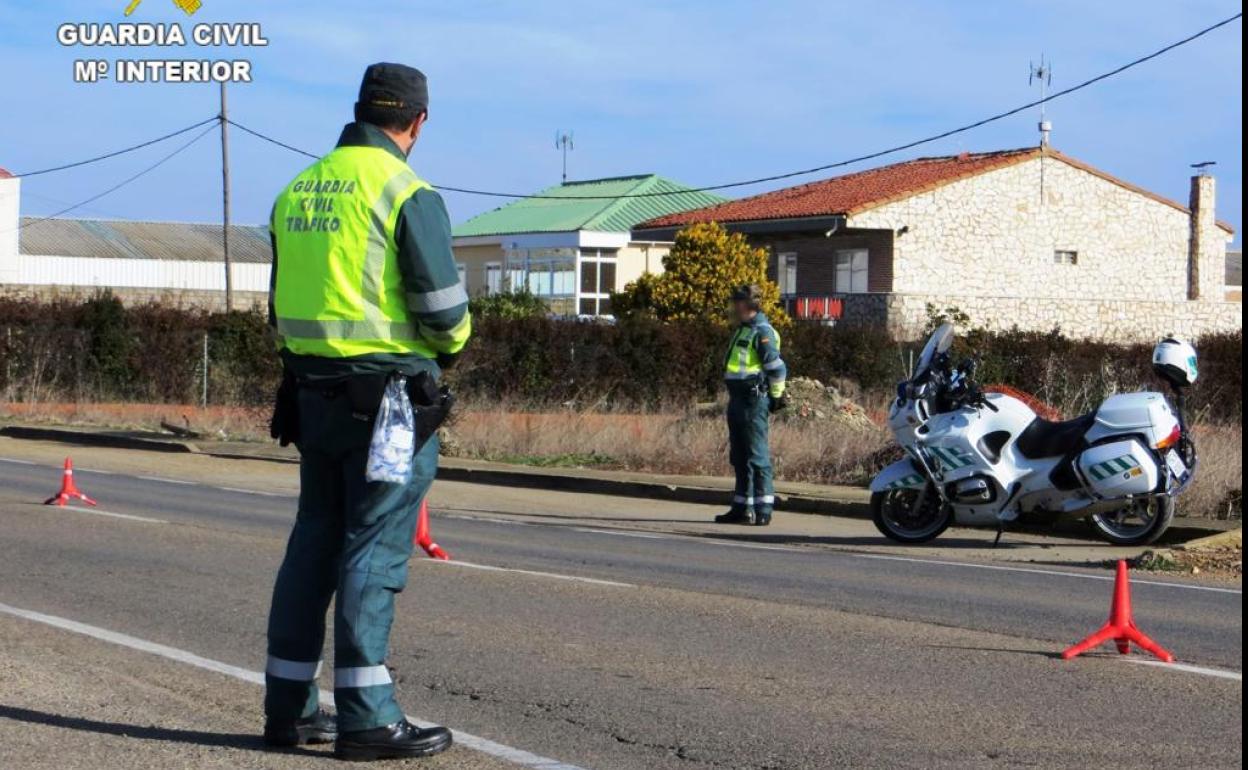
left=635, top=148, right=1239, bottom=342
left=452, top=174, right=724, bottom=317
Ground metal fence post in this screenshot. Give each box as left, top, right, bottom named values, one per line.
left=202, top=332, right=209, bottom=407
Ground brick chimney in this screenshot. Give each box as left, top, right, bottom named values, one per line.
left=1187, top=171, right=1224, bottom=301
left=0, top=168, right=19, bottom=285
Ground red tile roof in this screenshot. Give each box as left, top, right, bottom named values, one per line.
left=638, top=148, right=1234, bottom=233
left=0, top=167, right=14, bottom=180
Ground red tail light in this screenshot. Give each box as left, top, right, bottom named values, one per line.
left=1155, top=424, right=1181, bottom=450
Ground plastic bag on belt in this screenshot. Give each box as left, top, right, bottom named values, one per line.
left=366, top=376, right=416, bottom=484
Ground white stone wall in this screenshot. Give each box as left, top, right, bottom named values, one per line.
left=881, top=293, right=1241, bottom=342
left=848, top=156, right=1222, bottom=304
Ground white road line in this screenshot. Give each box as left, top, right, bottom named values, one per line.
left=61, top=505, right=167, bottom=525
left=217, top=487, right=290, bottom=498
left=852, top=553, right=1242, bottom=595
left=0, top=602, right=588, bottom=770
left=422, top=559, right=635, bottom=588
left=0, top=457, right=38, bottom=465
left=81, top=468, right=118, bottom=476
left=137, top=475, right=199, bottom=486
left=1123, top=658, right=1242, bottom=681
left=570, top=527, right=667, bottom=540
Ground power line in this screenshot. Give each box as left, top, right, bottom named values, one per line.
left=11, top=117, right=218, bottom=179
left=230, top=12, right=1241, bottom=200
left=15, top=124, right=218, bottom=232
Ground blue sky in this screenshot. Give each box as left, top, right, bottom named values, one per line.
left=0, top=1, right=1242, bottom=241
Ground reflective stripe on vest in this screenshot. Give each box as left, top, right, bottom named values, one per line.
left=272, top=146, right=433, bottom=358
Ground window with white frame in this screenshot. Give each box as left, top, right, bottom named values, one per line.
left=485, top=263, right=503, bottom=295
left=578, top=248, right=619, bottom=316
left=1053, top=250, right=1079, bottom=265
left=456, top=262, right=467, bottom=288
left=777, top=252, right=798, bottom=296
left=835, top=249, right=869, bottom=293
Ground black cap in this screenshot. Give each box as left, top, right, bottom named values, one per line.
left=731, top=284, right=762, bottom=303
left=357, top=62, right=428, bottom=113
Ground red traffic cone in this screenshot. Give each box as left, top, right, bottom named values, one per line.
left=44, top=458, right=97, bottom=508
left=414, top=499, right=451, bottom=560
left=1062, top=560, right=1174, bottom=662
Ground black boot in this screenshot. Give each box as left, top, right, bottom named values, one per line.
left=714, top=509, right=755, bottom=524
left=335, top=720, right=453, bottom=761
left=264, top=707, right=337, bottom=747
left=754, top=512, right=772, bottom=526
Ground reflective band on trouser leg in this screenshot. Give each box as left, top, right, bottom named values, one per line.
left=748, top=393, right=775, bottom=514
left=267, top=656, right=322, bottom=681
left=335, top=665, right=393, bottom=688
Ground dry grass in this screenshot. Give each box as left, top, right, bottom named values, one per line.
left=2, top=397, right=1239, bottom=520
left=0, top=401, right=270, bottom=442
left=445, top=402, right=893, bottom=486
left=1180, top=424, right=1243, bottom=520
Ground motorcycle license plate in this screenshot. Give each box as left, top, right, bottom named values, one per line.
left=1165, top=449, right=1187, bottom=478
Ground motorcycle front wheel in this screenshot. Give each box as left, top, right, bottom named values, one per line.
left=871, top=486, right=953, bottom=543
left=1088, top=496, right=1175, bottom=546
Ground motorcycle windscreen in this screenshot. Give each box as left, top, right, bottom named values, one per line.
left=914, top=322, right=954, bottom=380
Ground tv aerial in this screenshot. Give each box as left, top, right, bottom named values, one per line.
left=555, top=130, right=575, bottom=183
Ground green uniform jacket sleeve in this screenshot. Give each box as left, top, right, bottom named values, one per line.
left=393, top=187, right=472, bottom=356
left=755, top=323, right=787, bottom=397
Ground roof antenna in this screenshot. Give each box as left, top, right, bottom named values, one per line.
left=1190, top=161, right=1216, bottom=177
left=1029, top=56, right=1053, bottom=148
left=555, top=130, right=575, bottom=184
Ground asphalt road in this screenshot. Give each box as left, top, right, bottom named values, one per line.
left=0, top=454, right=1241, bottom=769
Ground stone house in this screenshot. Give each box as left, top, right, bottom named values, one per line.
left=633, top=148, right=1239, bottom=342
left=452, top=174, right=724, bottom=317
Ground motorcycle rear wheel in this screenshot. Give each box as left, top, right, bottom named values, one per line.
left=1088, top=496, right=1175, bottom=546
left=871, top=486, right=953, bottom=544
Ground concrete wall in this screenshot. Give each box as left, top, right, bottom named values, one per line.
left=0, top=176, right=18, bottom=285
left=0, top=283, right=267, bottom=312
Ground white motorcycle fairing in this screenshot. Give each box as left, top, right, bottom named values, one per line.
left=869, top=459, right=926, bottom=493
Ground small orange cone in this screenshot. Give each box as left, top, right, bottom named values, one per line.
left=44, top=458, right=97, bottom=507
left=1062, top=560, right=1174, bottom=662
left=414, top=499, right=450, bottom=560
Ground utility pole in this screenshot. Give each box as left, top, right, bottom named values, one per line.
left=219, top=81, right=234, bottom=311
left=555, top=130, right=574, bottom=184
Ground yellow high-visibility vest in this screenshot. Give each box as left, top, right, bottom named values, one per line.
left=724, top=324, right=781, bottom=380
left=271, top=146, right=435, bottom=358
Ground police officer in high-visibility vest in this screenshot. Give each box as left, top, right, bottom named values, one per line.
left=261, top=63, right=469, bottom=762
left=716, top=285, right=788, bottom=526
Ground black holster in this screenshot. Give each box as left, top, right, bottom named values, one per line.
left=269, top=369, right=301, bottom=447
left=406, top=370, right=456, bottom=447
left=338, top=370, right=455, bottom=448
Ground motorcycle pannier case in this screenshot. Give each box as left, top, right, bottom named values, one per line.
left=1076, top=439, right=1159, bottom=499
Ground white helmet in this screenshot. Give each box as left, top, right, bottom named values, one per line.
left=1153, top=337, right=1198, bottom=388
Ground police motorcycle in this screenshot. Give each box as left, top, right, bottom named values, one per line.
left=869, top=323, right=1199, bottom=546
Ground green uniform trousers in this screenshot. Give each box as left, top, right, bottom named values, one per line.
left=264, top=374, right=438, bottom=732
left=726, top=379, right=774, bottom=516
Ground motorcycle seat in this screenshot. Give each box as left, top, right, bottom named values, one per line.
left=1015, top=412, right=1096, bottom=460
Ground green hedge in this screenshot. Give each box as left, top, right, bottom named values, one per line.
left=0, top=294, right=1239, bottom=422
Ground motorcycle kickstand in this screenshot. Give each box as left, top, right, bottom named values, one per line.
left=993, top=522, right=1006, bottom=549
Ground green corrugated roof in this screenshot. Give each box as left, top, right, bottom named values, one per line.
left=452, top=174, right=727, bottom=238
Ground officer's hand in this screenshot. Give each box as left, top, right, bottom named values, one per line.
left=436, top=352, right=460, bottom=372
left=769, top=394, right=790, bottom=414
